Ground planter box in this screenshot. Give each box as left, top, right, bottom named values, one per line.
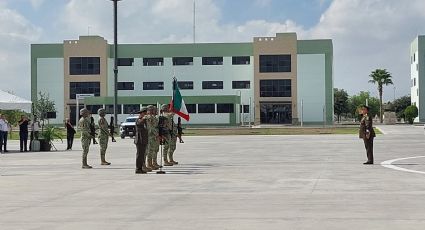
left=39, top=139, right=51, bottom=151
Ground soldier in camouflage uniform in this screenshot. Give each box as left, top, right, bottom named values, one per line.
left=79, top=108, right=93, bottom=169
left=162, top=105, right=178, bottom=166
left=98, top=108, right=111, bottom=165
left=145, top=105, right=160, bottom=170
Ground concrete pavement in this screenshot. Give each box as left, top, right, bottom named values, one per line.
left=1, top=126, right=425, bottom=229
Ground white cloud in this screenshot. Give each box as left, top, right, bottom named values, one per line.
left=309, top=0, right=425, bottom=100
left=4, top=0, right=425, bottom=100
left=30, top=0, right=45, bottom=10
left=0, top=4, right=41, bottom=98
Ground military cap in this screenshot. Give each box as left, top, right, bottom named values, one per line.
left=361, top=105, right=370, bottom=111
left=80, top=108, right=90, bottom=116
left=97, top=108, right=106, bottom=115
left=147, top=105, right=155, bottom=111
left=137, top=107, right=148, bottom=113
left=161, top=104, right=169, bottom=110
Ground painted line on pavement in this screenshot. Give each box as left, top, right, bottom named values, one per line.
left=381, top=156, right=425, bottom=175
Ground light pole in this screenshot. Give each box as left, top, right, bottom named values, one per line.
left=111, top=0, right=121, bottom=126
left=393, top=86, right=396, bottom=101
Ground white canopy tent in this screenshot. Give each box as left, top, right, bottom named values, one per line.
left=0, top=90, right=32, bottom=112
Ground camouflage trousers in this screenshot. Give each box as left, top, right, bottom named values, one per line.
left=81, top=135, right=91, bottom=158
left=99, top=135, right=109, bottom=156
left=147, top=137, right=159, bottom=159
left=163, top=134, right=177, bottom=159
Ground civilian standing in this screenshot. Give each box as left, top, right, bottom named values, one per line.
left=65, top=118, right=76, bottom=150
left=18, top=115, right=29, bottom=152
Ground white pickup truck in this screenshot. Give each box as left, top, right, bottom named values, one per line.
left=119, top=116, right=138, bottom=139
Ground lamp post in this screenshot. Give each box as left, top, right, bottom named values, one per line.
left=110, top=0, right=121, bottom=126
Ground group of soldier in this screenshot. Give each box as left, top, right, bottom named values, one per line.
left=134, top=104, right=179, bottom=174
left=78, top=104, right=179, bottom=174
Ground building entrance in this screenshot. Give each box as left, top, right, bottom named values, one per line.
left=260, top=103, right=292, bottom=124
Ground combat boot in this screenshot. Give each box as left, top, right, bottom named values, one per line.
left=101, top=155, right=111, bottom=165
left=82, top=157, right=92, bottom=169
left=142, top=164, right=152, bottom=172
left=163, top=158, right=173, bottom=166
left=150, top=158, right=160, bottom=170
left=153, top=159, right=161, bottom=168
left=170, top=156, right=179, bottom=165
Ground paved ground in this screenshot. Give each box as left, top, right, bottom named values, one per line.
left=1, top=125, right=425, bottom=230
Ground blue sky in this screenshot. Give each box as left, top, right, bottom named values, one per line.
left=1, top=0, right=425, bottom=102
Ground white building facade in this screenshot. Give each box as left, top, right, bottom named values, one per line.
left=31, top=33, right=333, bottom=126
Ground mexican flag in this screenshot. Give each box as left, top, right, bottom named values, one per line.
left=170, top=79, right=190, bottom=121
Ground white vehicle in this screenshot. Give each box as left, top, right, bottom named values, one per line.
left=120, top=116, right=138, bottom=139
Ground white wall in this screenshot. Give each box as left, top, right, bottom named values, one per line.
left=411, top=50, right=420, bottom=122
left=106, top=57, right=254, bottom=124
left=37, top=58, right=64, bottom=124
left=297, top=54, right=326, bottom=123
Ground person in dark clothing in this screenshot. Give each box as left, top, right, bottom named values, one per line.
left=90, top=116, right=98, bottom=144
left=134, top=107, right=148, bottom=174
left=65, top=118, right=76, bottom=150
left=109, top=117, right=117, bottom=142
left=177, top=117, right=184, bottom=143
left=18, top=115, right=29, bottom=152
left=359, top=105, right=376, bottom=165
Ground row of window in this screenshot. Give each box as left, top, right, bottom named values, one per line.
left=69, top=79, right=290, bottom=99
left=85, top=103, right=249, bottom=114
left=68, top=55, right=291, bottom=75
left=117, top=81, right=251, bottom=91
left=118, top=56, right=251, bottom=67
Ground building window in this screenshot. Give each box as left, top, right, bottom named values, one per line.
left=143, top=82, right=164, bottom=90
left=414, top=53, right=416, bottom=62
left=123, top=104, right=140, bottom=114
left=198, top=104, right=215, bottom=113
left=186, top=104, right=196, bottom=113
left=232, top=56, right=250, bottom=65
left=143, top=58, right=164, bottom=66
left=173, top=57, right=193, bottom=66
left=69, top=82, right=100, bottom=99
left=69, top=57, right=100, bottom=75
left=202, top=81, right=223, bottom=89
left=217, top=104, right=234, bottom=113
left=259, top=55, right=291, bottom=73
left=240, top=105, right=249, bottom=113
left=232, top=81, right=250, bottom=89
left=414, top=78, right=416, bottom=87
left=117, top=82, right=134, bottom=90
left=105, top=105, right=122, bottom=114
left=260, top=79, right=291, bottom=97
left=117, top=58, right=134, bottom=66
left=202, top=57, right=223, bottom=65
left=177, top=81, right=194, bottom=90
left=86, top=105, right=103, bottom=114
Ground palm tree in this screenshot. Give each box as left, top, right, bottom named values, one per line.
left=368, top=69, right=394, bottom=123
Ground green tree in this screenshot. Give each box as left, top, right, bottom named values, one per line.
left=348, top=91, right=380, bottom=121
left=404, top=105, right=418, bottom=124
left=387, top=95, right=411, bottom=120
left=334, top=88, right=349, bottom=122
left=33, top=92, right=56, bottom=122
left=368, top=69, right=394, bottom=123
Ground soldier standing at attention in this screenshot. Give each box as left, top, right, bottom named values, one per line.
left=79, top=108, right=93, bottom=169
left=145, top=105, right=160, bottom=170
left=135, top=107, right=149, bottom=174
left=161, top=105, right=174, bottom=166
left=359, top=105, right=376, bottom=165
left=163, top=105, right=179, bottom=165
left=98, top=108, right=111, bottom=165
left=152, top=106, right=161, bottom=169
